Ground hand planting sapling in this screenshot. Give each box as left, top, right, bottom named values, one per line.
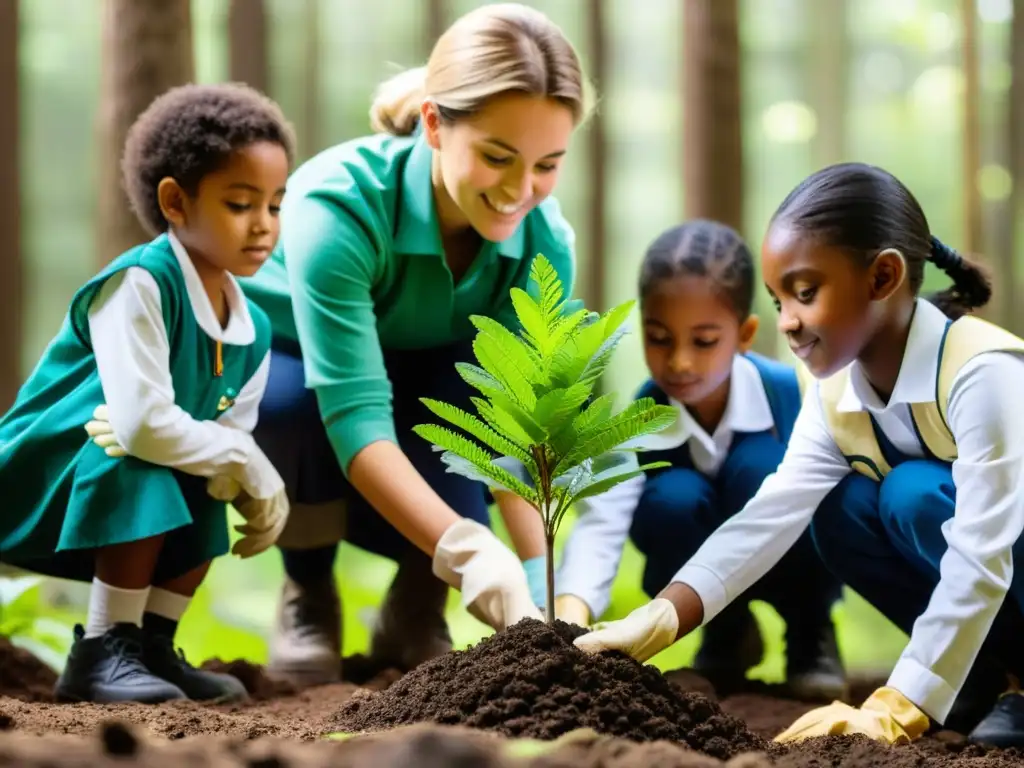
left=413, top=255, right=677, bottom=624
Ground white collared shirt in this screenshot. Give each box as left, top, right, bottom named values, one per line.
left=555, top=355, right=776, bottom=620
left=673, top=298, right=1024, bottom=723
left=87, top=231, right=272, bottom=483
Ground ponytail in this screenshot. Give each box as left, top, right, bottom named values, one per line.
left=368, top=67, right=427, bottom=136
left=926, top=236, right=992, bottom=320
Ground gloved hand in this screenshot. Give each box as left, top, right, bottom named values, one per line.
left=207, top=475, right=241, bottom=501
left=231, top=489, right=290, bottom=558
left=85, top=405, right=128, bottom=458
left=773, top=686, right=930, bottom=745
left=84, top=404, right=284, bottom=501
left=432, top=518, right=544, bottom=631
left=522, top=556, right=547, bottom=610
left=554, top=594, right=591, bottom=627
left=573, top=598, right=678, bottom=662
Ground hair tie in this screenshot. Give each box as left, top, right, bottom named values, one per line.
left=930, top=236, right=962, bottom=271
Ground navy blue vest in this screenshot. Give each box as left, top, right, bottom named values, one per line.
left=635, top=352, right=802, bottom=476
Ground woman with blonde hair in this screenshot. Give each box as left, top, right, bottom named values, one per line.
left=241, top=3, right=591, bottom=686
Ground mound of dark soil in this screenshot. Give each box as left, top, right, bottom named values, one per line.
left=0, top=637, right=57, bottom=702
left=329, top=618, right=765, bottom=760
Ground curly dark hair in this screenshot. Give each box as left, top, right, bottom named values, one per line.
left=122, top=82, right=297, bottom=236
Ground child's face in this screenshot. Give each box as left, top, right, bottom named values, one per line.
left=642, top=274, right=757, bottom=407
left=761, top=221, right=878, bottom=377
left=170, top=141, right=290, bottom=278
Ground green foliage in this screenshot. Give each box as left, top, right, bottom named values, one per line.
left=413, top=254, right=677, bottom=622
left=0, top=575, right=76, bottom=671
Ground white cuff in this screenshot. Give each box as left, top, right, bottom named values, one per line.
left=672, top=563, right=729, bottom=626
left=887, top=655, right=957, bottom=724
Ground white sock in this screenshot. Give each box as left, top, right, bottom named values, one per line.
left=145, top=587, right=191, bottom=622
left=84, top=578, right=150, bottom=639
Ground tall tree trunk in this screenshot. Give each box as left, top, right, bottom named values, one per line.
left=1006, top=0, right=1024, bottom=332
left=682, top=0, right=750, bottom=342
left=961, top=0, right=982, bottom=257
left=985, top=1, right=1020, bottom=331
left=299, top=0, right=321, bottom=159
left=810, top=0, right=847, bottom=169
left=587, top=0, right=607, bottom=313
left=425, top=0, right=446, bottom=53
left=229, top=0, right=268, bottom=92
left=682, top=0, right=742, bottom=231
left=96, top=0, right=194, bottom=264
left=0, top=0, right=20, bottom=407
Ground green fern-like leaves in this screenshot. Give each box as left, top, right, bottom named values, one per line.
left=415, top=253, right=677, bottom=540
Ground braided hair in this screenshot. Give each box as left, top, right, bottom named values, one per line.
left=638, top=220, right=756, bottom=320
left=771, top=162, right=991, bottom=321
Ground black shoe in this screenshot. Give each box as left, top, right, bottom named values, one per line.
left=942, top=658, right=1010, bottom=734
left=693, top=602, right=764, bottom=689
left=968, top=691, right=1024, bottom=748
left=54, top=624, right=187, bottom=704
left=142, top=627, right=248, bottom=702
left=785, top=619, right=847, bottom=702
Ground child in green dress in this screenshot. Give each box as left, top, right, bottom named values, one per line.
left=0, top=83, right=295, bottom=704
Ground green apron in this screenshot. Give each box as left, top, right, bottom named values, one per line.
left=0, top=234, right=270, bottom=583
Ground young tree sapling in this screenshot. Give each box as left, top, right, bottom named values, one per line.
left=413, top=255, right=678, bottom=624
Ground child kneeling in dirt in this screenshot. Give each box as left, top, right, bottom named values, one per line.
left=573, top=165, right=1024, bottom=749
left=0, top=83, right=296, bottom=704
left=554, top=220, right=846, bottom=701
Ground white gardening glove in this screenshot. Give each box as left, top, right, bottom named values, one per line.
left=573, top=598, right=679, bottom=662
left=85, top=405, right=128, bottom=458
left=432, top=518, right=544, bottom=631
left=231, top=489, right=290, bottom=558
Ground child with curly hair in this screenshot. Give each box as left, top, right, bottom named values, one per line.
left=0, top=83, right=295, bottom=704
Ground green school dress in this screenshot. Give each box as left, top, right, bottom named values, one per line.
left=0, top=234, right=270, bottom=583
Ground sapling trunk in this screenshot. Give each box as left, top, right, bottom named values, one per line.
left=411, top=254, right=679, bottom=633
left=545, top=529, right=556, bottom=625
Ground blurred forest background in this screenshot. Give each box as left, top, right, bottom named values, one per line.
left=0, top=0, right=1021, bottom=681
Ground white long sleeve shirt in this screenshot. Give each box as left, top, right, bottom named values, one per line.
left=555, top=354, right=776, bottom=620
left=674, top=299, right=1024, bottom=723
left=85, top=231, right=278, bottom=497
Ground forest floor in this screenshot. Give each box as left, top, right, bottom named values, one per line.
left=0, top=628, right=1019, bottom=768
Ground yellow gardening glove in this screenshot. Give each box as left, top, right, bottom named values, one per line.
left=554, top=594, right=592, bottom=627
left=572, top=598, right=679, bottom=663
left=774, top=687, right=930, bottom=745
left=84, top=405, right=128, bottom=458
left=207, top=475, right=242, bottom=501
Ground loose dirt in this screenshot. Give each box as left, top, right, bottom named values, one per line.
left=330, top=618, right=762, bottom=759
left=1, top=627, right=1021, bottom=767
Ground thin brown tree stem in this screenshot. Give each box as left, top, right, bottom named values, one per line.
left=545, top=530, right=556, bottom=624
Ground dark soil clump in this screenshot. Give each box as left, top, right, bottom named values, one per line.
left=329, top=618, right=765, bottom=759
left=200, top=658, right=299, bottom=701
left=0, top=636, right=57, bottom=702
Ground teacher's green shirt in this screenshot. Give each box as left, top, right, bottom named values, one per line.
left=241, top=131, right=578, bottom=474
